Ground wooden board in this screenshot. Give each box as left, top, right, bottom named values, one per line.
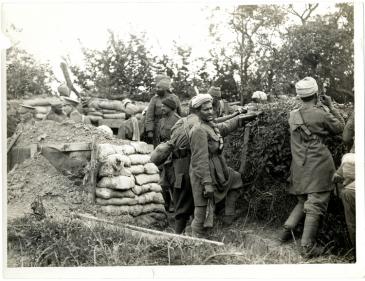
left=40, top=142, right=92, bottom=152
left=98, top=119, right=126, bottom=128
left=7, top=144, right=37, bottom=171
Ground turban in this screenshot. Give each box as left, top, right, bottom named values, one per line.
left=156, top=77, right=171, bottom=90
left=252, top=91, right=267, bottom=101
left=162, top=96, right=177, bottom=110
left=155, top=74, right=169, bottom=84
left=295, top=77, right=318, bottom=98
left=207, top=86, right=221, bottom=98
left=191, top=94, right=213, bottom=109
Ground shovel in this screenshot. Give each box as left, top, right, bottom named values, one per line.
left=203, top=198, right=215, bottom=228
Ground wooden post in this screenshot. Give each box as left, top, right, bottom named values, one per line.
left=7, top=131, right=22, bottom=154
left=76, top=213, right=225, bottom=246
left=88, top=136, right=97, bottom=204
left=239, top=125, right=251, bottom=175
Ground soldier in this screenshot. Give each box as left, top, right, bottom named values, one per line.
left=145, top=76, right=182, bottom=147
left=158, top=96, right=181, bottom=211
left=208, top=86, right=246, bottom=123
left=45, top=101, right=67, bottom=123
left=278, top=77, right=344, bottom=258
left=62, top=97, right=91, bottom=124
left=188, top=94, right=258, bottom=238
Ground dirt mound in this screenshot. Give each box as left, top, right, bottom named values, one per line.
left=7, top=154, right=93, bottom=221
left=15, top=119, right=130, bottom=147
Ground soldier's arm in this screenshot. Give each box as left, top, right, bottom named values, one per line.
left=145, top=97, right=156, bottom=133
left=324, top=106, right=345, bottom=134
left=175, top=95, right=182, bottom=116
left=215, top=112, right=238, bottom=123
left=190, top=125, right=212, bottom=185
left=343, top=112, right=354, bottom=146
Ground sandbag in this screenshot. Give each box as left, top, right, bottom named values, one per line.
left=99, top=163, right=132, bottom=177
left=135, top=113, right=143, bottom=120
left=97, top=125, right=113, bottom=137
left=95, top=187, right=136, bottom=199
left=98, top=100, right=124, bottom=111
left=120, top=145, right=136, bottom=155
left=101, top=109, right=118, bottom=114
left=137, top=191, right=164, bottom=205
left=98, top=175, right=135, bottom=190
left=130, top=142, right=153, bottom=154
left=23, top=97, right=60, bottom=107
left=88, top=115, right=103, bottom=122
left=34, top=106, right=51, bottom=114
left=97, top=145, right=127, bottom=161
left=132, top=183, right=163, bottom=195
left=125, top=165, right=145, bottom=175
left=96, top=197, right=138, bottom=206
left=150, top=142, right=174, bottom=166
left=135, top=174, right=160, bottom=186
left=87, top=111, right=104, bottom=117
left=144, top=163, right=159, bottom=174
left=35, top=113, right=46, bottom=120
left=100, top=203, right=165, bottom=216
left=129, top=154, right=150, bottom=165
left=103, top=113, right=126, bottom=119
left=341, top=153, right=355, bottom=180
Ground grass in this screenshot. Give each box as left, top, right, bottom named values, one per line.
left=7, top=214, right=354, bottom=267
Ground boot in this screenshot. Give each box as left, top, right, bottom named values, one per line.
left=300, top=214, right=324, bottom=258
left=223, top=190, right=238, bottom=226
left=191, top=206, right=207, bottom=238
left=175, top=219, right=187, bottom=234
left=277, top=203, right=305, bottom=243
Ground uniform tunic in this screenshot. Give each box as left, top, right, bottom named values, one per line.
left=288, top=104, right=344, bottom=195
left=189, top=116, right=243, bottom=207
left=145, top=93, right=181, bottom=146
left=159, top=112, right=181, bottom=142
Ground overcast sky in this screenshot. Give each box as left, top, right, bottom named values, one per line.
left=2, top=1, right=335, bottom=90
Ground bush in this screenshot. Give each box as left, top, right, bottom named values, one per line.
left=224, top=99, right=353, bottom=248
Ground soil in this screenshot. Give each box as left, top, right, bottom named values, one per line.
left=7, top=154, right=95, bottom=221
left=14, top=119, right=131, bottom=147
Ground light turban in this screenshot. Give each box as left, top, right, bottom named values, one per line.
left=295, top=77, right=318, bottom=98
left=191, top=94, right=213, bottom=109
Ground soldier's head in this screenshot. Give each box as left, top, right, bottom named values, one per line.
left=62, top=97, right=79, bottom=115
left=156, top=77, right=171, bottom=97
left=295, top=77, right=318, bottom=103
left=191, top=94, right=214, bottom=122
left=208, top=86, right=222, bottom=105
left=161, top=96, right=177, bottom=115
left=51, top=101, right=63, bottom=114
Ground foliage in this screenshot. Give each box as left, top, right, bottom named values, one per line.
left=70, top=31, right=155, bottom=100
left=6, top=47, right=55, bottom=99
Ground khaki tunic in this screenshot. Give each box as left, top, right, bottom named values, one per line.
left=189, top=116, right=243, bottom=206
left=145, top=93, right=181, bottom=146
left=159, top=112, right=181, bottom=142
left=288, top=104, right=344, bottom=195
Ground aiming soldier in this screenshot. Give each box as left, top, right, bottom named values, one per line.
left=278, top=77, right=344, bottom=258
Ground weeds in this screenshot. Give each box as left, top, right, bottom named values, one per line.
left=7, top=215, right=354, bottom=267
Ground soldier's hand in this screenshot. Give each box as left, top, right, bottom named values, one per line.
left=321, top=94, right=332, bottom=107
left=332, top=173, right=344, bottom=184
left=203, top=184, right=215, bottom=199
left=234, top=107, right=247, bottom=115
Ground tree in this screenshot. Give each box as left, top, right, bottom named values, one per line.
left=70, top=30, right=155, bottom=100
left=6, top=46, right=55, bottom=99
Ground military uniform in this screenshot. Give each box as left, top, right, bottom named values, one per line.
left=189, top=115, right=244, bottom=235
left=158, top=111, right=181, bottom=211
left=288, top=103, right=344, bottom=213
left=168, top=114, right=199, bottom=233
left=145, top=94, right=181, bottom=147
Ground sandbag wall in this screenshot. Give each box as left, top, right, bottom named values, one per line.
left=20, top=97, right=62, bottom=120
left=96, top=141, right=167, bottom=226
left=84, top=98, right=146, bottom=123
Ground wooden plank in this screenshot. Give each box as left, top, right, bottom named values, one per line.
left=76, top=213, right=225, bottom=246
left=98, top=119, right=126, bottom=128
left=7, top=131, right=22, bottom=154
left=41, top=142, right=92, bottom=152
left=239, top=125, right=251, bottom=175
left=88, top=136, right=98, bottom=204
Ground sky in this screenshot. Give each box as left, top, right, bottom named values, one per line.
left=1, top=1, right=336, bottom=92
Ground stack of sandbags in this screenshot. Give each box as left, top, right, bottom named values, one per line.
left=20, top=96, right=61, bottom=120
left=84, top=98, right=147, bottom=122
left=96, top=142, right=167, bottom=226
